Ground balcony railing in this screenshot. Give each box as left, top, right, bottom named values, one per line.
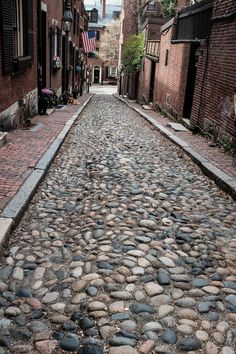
left=146, top=40, right=160, bottom=60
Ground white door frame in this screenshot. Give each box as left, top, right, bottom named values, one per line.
left=93, top=65, right=102, bottom=84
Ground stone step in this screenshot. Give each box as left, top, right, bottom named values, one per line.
left=46, top=107, right=55, bottom=115
left=0, top=132, right=7, bottom=148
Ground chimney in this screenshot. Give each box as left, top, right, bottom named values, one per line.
left=102, top=0, right=106, bottom=18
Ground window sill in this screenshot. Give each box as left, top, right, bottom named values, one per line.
left=13, top=56, right=32, bottom=72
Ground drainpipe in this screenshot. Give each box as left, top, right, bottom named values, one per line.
left=102, top=0, right=106, bottom=18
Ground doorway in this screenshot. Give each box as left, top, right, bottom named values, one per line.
left=38, top=9, right=47, bottom=89
left=149, top=60, right=156, bottom=102
left=183, top=43, right=199, bottom=119
left=93, top=66, right=101, bottom=84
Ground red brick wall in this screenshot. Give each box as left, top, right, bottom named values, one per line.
left=190, top=0, right=236, bottom=143
left=44, top=0, right=86, bottom=92
left=154, top=25, right=190, bottom=118
left=177, top=0, right=189, bottom=11
left=0, top=0, right=37, bottom=115
left=44, top=0, right=63, bottom=91
left=138, top=58, right=152, bottom=102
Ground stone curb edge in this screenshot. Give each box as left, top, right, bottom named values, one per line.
left=115, top=94, right=236, bottom=201
left=0, top=95, right=93, bottom=254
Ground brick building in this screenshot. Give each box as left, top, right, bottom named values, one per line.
left=85, top=0, right=121, bottom=85
left=38, top=0, right=88, bottom=95
left=141, top=0, right=236, bottom=145
left=119, top=0, right=164, bottom=99
left=190, top=0, right=236, bottom=144
left=0, top=0, right=38, bottom=131
left=0, top=0, right=88, bottom=131
left=137, top=1, right=165, bottom=102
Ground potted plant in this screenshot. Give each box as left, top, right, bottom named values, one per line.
left=61, top=91, right=71, bottom=105
left=67, top=65, right=73, bottom=71
left=53, top=56, right=62, bottom=71
left=72, top=88, right=79, bottom=99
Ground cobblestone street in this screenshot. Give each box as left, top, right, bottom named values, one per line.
left=0, top=95, right=236, bottom=354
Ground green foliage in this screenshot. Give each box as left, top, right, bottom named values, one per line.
left=223, top=140, right=236, bottom=155
left=160, top=0, right=177, bottom=19
left=123, top=34, right=144, bottom=74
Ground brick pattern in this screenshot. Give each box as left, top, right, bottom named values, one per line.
left=154, top=26, right=190, bottom=118
left=213, top=0, right=236, bottom=16
left=0, top=94, right=91, bottom=212
left=0, top=0, right=88, bottom=130
left=191, top=0, right=236, bottom=143
left=0, top=0, right=38, bottom=114
left=44, top=0, right=64, bottom=91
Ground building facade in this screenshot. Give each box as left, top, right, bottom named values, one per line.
left=138, top=0, right=236, bottom=145
left=153, top=0, right=236, bottom=144
left=119, top=0, right=164, bottom=99
left=0, top=0, right=88, bottom=131
left=0, top=0, right=38, bottom=130
left=85, top=0, right=121, bottom=84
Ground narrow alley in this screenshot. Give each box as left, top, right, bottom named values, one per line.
left=0, top=95, right=235, bottom=354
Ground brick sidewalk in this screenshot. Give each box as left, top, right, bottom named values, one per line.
left=0, top=94, right=91, bottom=212
left=124, top=99, right=236, bottom=179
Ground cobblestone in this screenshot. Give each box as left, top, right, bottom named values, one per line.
left=0, top=95, right=236, bottom=353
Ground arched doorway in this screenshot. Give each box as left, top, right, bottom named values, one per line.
left=93, top=66, right=101, bottom=84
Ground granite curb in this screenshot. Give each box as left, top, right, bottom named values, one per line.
left=115, top=94, right=236, bottom=200
left=0, top=95, right=93, bottom=250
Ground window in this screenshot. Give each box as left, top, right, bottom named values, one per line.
left=147, top=0, right=156, bottom=11
left=51, top=26, right=60, bottom=58
left=13, top=0, right=24, bottom=57
left=108, top=67, right=117, bottom=78
left=88, top=8, right=98, bottom=23
left=112, top=11, right=120, bottom=19
left=165, top=50, right=169, bottom=66
left=0, top=0, right=34, bottom=73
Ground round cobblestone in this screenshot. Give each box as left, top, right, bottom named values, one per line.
left=0, top=95, right=235, bottom=353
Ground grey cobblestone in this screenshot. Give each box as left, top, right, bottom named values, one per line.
left=0, top=95, right=235, bottom=353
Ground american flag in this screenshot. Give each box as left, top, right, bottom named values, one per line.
left=82, top=31, right=96, bottom=53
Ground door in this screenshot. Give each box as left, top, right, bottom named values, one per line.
left=62, top=36, right=67, bottom=93
left=94, top=67, right=100, bottom=83
left=183, top=43, right=199, bottom=119
left=38, top=9, right=47, bottom=89
left=149, top=60, right=156, bottom=102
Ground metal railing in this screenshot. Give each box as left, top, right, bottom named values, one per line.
left=146, top=40, right=160, bottom=59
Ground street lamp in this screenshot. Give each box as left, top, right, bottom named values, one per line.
left=62, top=0, right=73, bottom=91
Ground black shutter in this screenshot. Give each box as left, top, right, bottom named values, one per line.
left=26, top=0, right=34, bottom=61
left=57, top=29, right=61, bottom=57
left=0, top=0, right=14, bottom=73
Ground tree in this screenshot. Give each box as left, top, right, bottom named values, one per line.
left=123, top=33, right=144, bottom=74
left=129, top=0, right=177, bottom=32
left=130, top=0, right=155, bottom=34
left=98, top=20, right=120, bottom=67
left=160, top=0, right=176, bottom=19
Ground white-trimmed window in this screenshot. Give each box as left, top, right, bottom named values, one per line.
left=147, top=0, right=156, bottom=11
left=52, top=27, right=58, bottom=58
left=1, top=0, right=34, bottom=73
left=108, top=67, right=117, bottom=78
left=13, top=0, right=24, bottom=57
